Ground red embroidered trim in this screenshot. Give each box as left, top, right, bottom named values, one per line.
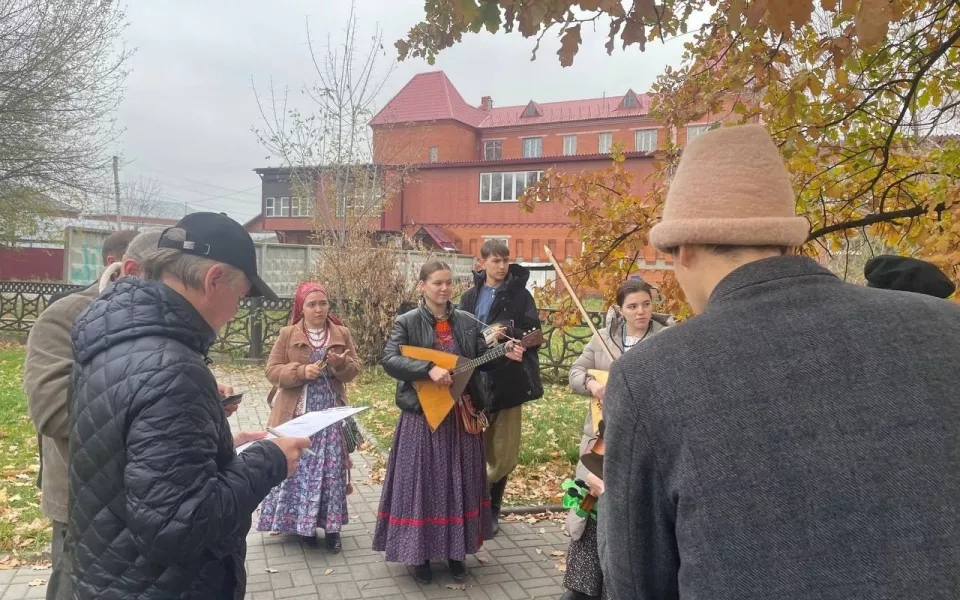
left=377, top=499, right=491, bottom=526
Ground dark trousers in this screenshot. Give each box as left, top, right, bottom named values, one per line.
left=47, top=521, right=71, bottom=600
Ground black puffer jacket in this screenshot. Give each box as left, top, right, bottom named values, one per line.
left=65, top=277, right=287, bottom=599
left=458, top=263, right=543, bottom=412
left=382, top=303, right=501, bottom=413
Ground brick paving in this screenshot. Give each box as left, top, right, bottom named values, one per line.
left=1, top=367, right=570, bottom=600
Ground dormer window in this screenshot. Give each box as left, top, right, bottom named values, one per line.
left=521, top=101, right=541, bottom=118
left=620, top=89, right=640, bottom=110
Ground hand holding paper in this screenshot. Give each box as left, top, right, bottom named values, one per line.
left=235, top=406, right=369, bottom=454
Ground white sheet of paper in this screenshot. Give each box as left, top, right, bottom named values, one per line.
left=235, top=406, right=369, bottom=454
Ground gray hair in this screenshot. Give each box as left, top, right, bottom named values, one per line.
left=122, top=227, right=165, bottom=264
left=141, top=228, right=246, bottom=290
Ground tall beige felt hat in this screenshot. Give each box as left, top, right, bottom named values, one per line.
left=648, top=124, right=809, bottom=251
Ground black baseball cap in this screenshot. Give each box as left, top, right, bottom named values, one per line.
left=158, top=212, right=279, bottom=301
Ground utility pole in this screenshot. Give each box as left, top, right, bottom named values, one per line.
left=112, top=155, right=122, bottom=230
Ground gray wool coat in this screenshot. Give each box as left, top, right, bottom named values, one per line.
left=599, top=256, right=960, bottom=600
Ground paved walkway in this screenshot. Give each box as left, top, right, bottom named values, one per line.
left=1, top=367, right=570, bottom=599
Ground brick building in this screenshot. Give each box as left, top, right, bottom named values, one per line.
left=253, top=71, right=730, bottom=284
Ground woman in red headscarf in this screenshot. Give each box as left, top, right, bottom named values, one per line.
left=257, top=282, right=360, bottom=553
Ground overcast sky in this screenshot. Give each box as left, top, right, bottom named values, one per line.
left=111, top=0, right=702, bottom=223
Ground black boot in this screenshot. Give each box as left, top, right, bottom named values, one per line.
left=448, top=559, right=468, bottom=581
left=324, top=532, right=341, bottom=554
left=489, top=477, right=508, bottom=538
left=411, top=561, right=432, bottom=584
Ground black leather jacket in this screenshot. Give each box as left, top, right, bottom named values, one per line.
left=382, top=303, right=500, bottom=413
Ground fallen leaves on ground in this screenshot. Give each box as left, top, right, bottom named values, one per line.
left=0, top=347, right=52, bottom=566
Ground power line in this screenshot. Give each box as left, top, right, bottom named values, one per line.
left=175, top=185, right=261, bottom=204
left=134, top=165, right=264, bottom=196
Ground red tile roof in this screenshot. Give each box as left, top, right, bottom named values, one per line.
left=369, top=71, right=489, bottom=128
left=483, top=94, right=651, bottom=128
left=370, top=70, right=653, bottom=129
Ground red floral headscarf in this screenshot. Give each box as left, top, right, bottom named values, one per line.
left=290, top=282, right=343, bottom=326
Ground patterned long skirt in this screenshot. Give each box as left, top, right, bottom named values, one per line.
left=257, top=347, right=349, bottom=535
left=563, top=518, right=608, bottom=598
left=372, top=408, right=492, bottom=565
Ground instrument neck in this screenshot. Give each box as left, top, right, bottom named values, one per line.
left=453, top=343, right=509, bottom=374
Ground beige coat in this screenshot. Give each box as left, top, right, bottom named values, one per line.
left=565, top=313, right=671, bottom=536
left=24, top=285, right=99, bottom=523
left=265, top=321, right=360, bottom=428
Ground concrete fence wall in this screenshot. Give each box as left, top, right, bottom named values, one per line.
left=63, top=227, right=476, bottom=297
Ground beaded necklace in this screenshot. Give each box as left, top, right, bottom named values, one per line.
left=300, top=321, right=329, bottom=350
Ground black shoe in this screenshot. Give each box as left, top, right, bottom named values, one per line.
left=448, top=559, right=468, bottom=581
left=559, top=590, right=599, bottom=600
left=490, top=510, right=500, bottom=537
left=324, top=532, right=341, bottom=554
left=411, top=561, right=432, bottom=584
left=299, top=535, right=319, bottom=549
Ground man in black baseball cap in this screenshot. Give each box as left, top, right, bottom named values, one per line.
left=61, top=211, right=309, bottom=599
left=158, top=211, right=279, bottom=301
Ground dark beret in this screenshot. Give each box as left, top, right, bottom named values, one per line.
left=864, top=255, right=956, bottom=299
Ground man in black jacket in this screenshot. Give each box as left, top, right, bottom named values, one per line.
left=458, top=240, right=543, bottom=535
left=62, top=213, right=310, bottom=599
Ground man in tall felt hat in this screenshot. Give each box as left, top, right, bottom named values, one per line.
left=599, top=124, right=960, bottom=600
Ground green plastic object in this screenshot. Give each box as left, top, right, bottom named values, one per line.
left=561, top=479, right=597, bottom=520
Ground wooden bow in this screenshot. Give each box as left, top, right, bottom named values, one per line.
left=543, top=246, right=609, bottom=482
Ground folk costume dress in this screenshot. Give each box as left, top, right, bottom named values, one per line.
left=373, top=304, right=495, bottom=565
left=257, top=283, right=360, bottom=538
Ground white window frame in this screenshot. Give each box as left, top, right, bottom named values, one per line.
left=279, top=196, right=290, bottom=217
left=598, top=132, right=613, bottom=154
left=291, top=196, right=313, bottom=218
left=265, top=196, right=276, bottom=217
left=484, top=140, right=502, bottom=160
left=635, top=128, right=657, bottom=153
left=479, top=170, right=545, bottom=203
left=428, top=146, right=439, bottom=163
left=522, top=137, right=543, bottom=159
left=563, top=135, right=577, bottom=156
left=687, top=124, right=714, bottom=141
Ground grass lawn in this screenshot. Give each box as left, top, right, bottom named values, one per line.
left=0, top=346, right=49, bottom=566
left=349, top=368, right=586, bottom=506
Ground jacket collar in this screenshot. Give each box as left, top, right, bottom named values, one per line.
left=471, top=263, right=531, bottom=294
left=417, top=300, right=454, bottom=326
left=72, top=277, right=217, bottom=364
left=605, top=312, right=670, bottom=352
left=707, top=256, right=837, bottom=308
